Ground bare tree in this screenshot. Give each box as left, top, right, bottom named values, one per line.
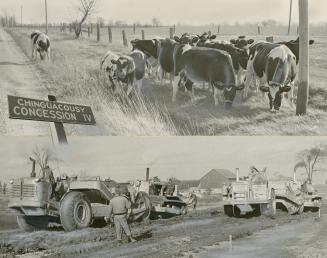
left=73, top=0, right=97, bottom=38
left=294, top=144, right=327, bottom=183
left=32, top=145, right=50, bottom=171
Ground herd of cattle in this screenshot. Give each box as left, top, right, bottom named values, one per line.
left=31, top=30, right=314, bottom=111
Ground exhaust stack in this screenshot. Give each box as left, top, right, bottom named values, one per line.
left=29, top=157, right=36, bottom=178
left=146, top=167, right=150, bottom=182
left=236, top=168, right=239, bottom=182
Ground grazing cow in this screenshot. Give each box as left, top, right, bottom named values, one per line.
left=230, top=35, right=255, bottom=52
left=173, top=42, right=244, bottom=108
left=278, top=37, right=314, bottom=64
left=31, top=31, right=50, bottom=61
left=244, top=41, right=297, bottom=111
left=111, top=50, right=146, bottom=96
left=100, top=50, right=119, bottom=91
left=201, top=40, right=249, bottom=85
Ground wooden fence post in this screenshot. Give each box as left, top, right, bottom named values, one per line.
left=108, top=26, right=112, bottom=43
left=258, top=26, right=261, bottom=35
left=69, top=23, right=72, bottom=33
left=169, top=27, right=174, bottom=39
left=91, top=23, right=93, bottom=33
left=296, top=0, right=309, bottom=115
left=266, top=36, right=274, bottom=42
left=173, top=24, right=176, bottom=33
left=217, top=25, right=220, bottom=34
left=88, top=27, right=90, bottom=38
left=97, top=23, right=100, bottom=41
left=141, top=29, right=145, bottom=40
left=133, top=24, right=136, bottom=34
left=122, top=30, right=128, bottom=46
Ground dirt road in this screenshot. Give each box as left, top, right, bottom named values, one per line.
left=0, top=205, right=320, bottom=258
left=0, top=28, right=50, bottom=136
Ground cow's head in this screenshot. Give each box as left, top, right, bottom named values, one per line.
left=130, top=39, right=159, bottom=58
left=196, top=32, right=216, bottom=47
left=174, top=34, right=199, bottom=45
left=216, top=83, right=245, bottom=109
left=230, top=36, right=254, bottom=50
left=279, top=37, right=314, bottom=64
left=111, top=56, right=135, bottom=81
left=234, top=47, right=249, bottom=70
left=259, top=84, right=292, bottom=111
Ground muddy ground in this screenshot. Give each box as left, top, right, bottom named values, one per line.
left=0, top=194, right=324, bottom=258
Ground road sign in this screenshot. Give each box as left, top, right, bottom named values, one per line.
left=8, top=95, right=96, bottom=125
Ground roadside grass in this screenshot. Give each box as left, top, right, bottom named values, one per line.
left=7, top=28, right=327, bottom=135
left=7, top=28, right=180, bottom=136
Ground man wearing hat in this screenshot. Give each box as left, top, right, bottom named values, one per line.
left=105, top=184, right=137, bottom=243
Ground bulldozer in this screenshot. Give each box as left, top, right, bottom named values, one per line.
left=7, top=158, right=151, bottom=232
left=131, top=168, right=188, bottom=218
left=222, top=167, right=276, bottom=217
left=270, top=178, right=322, bottom=215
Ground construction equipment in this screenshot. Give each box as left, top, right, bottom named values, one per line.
left=132, top=168, right=188, bottom=218
left=270, top=179, right=321, bottom=214
left=7, top=158, right=151, bottom=232
left=222, top=167, right=276, bottom=217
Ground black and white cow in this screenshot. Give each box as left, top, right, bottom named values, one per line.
left=31, top=31, right=50, bottom=61
left=173, top=43, right=244, bottom=108
left=100, top=50, right=119, bottom=91
left=201, top=40, right=249, bottom=85
left=111, top=49, right=146, bottom=96
left=244, top=41, right=297, bottom=111
left=130, top=38, right=162, bottom=80
left=278, top=37, right=314, bottom=64
left=230, top=35, right=255, bottom=52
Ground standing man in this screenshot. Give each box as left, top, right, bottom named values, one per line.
left=106, top=184, right=137, bottom=243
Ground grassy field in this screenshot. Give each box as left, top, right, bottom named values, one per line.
left=6, top=27, right=327, bottom=135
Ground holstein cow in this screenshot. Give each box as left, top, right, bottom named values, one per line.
left=31, top=31, right=50, bottom=61
left=202, top=40, right=250, bottom=86
left=111, top=49, right=146, bottom=96
left=130, top=38, right=162, bottom=80
left=173, top=40, right=244, bottom=108
left=100, top=50, right=119, bottom=91
left=244, top=41, right=297, bottom=111
left=278, top=37, right=314, bottom=64
left=230, top=35, right=254, bottom=52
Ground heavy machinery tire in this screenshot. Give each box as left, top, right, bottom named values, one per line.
left=60, top=191, right=92, bottom=231
left=224, top=205, right=234, bottom=217
left=131, top=191, right=151, bottom=222
left=17, top=215, right=49, bottom=232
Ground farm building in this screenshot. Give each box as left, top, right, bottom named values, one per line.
left=198, top=169, right=236, bottom=190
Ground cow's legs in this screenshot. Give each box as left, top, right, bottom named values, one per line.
left=47, top=48, right=51, bottom=62
left=169, top=72, right=174, bottom=86
left=126, top=84, right=133, bottom=97
left=172, top=76, right=180, bottom=103
left=160, top=68, right=165, bottom=85
left=185, top=80, right=195, bottom=103
left=31, top=44, right=36, bottom=60
left=213, top=86, right=223, bottom=106
left=135, top=79, right=143, bottom=95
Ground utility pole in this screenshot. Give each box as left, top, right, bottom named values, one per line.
left=21, top=6, right=23, bottom=27
left=45, top=0, right=48, bottom=34
left=288, top=0, right=293, bottom=35
left=296, top=0, right=309, bottom=115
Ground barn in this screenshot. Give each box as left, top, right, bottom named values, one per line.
left=198, top=169, right=236, bottom=190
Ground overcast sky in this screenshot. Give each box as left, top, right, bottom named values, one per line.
left=0, top=136, right=327, bottom=184
left=0, top=0, right=326, bottom=25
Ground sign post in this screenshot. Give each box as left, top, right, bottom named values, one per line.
left=48, top=95, right=68, bottom=145
left=8, top=95, right=96, bottom=145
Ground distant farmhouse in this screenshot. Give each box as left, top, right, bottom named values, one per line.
left=198, top=169, right=236, bottom=194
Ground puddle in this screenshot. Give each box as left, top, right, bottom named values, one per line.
left=192, top=219, right=312, bottom=258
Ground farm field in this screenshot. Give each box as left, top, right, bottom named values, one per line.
left=3, top=26, right=327, bottom=136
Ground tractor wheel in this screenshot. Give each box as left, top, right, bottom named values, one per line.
left=224, top=205, right=234, bottom=217
left=59, top=191, right=92, bottom=231
left=131, top=191, right=151, bottom=222
left=17, top=215, right=49, bottom=232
